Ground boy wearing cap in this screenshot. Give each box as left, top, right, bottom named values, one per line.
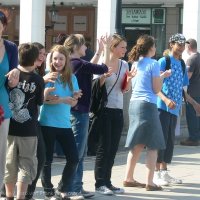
left=153, top=33, right=188, bottom=186
left=180, top=38, right=200, bottom=146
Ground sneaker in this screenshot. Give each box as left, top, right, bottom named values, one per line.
left=160, top=170, right=182, bottom=184
left=95, top=186, right=114, bottom=195
left=180, top=139, right=199, bottom=146
left=153, top=171, right=169, bottom=186
left=68, top=192, right=84, bottom=200
left=81, top=189, right=94, bottom=198
left=54, top=191, right=71, bottom=200
left=45, top=196, right=57, bottom=200
left=108, top=185, right=125, bottom=194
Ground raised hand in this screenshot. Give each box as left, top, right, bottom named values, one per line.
left=126, top=66, right=137, bottom=81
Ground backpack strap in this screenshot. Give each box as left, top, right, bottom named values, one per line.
left=180, top=58, right=186, bottom=75
left=165, top=55, right=171, bottom=70
left=165, top=55, right=186, bottom=75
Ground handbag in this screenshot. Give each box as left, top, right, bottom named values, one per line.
left=121, top=71, right=128, bottom=91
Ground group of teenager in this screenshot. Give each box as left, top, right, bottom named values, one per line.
left=1, top=7, right=200, bottom=200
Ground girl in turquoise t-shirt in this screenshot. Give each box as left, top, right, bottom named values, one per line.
left=39, top=45, right=82, bottom=199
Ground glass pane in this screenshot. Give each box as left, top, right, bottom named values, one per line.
left=152, top=24, right=166, bottom=59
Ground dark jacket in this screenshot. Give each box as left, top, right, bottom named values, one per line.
left=70, top=58, right=108, bottom=113
left=4, top=39, right=18, bottom=70
left=90, top=78, right=107, bottom=116
left=88, top=78, right=107, bottom=140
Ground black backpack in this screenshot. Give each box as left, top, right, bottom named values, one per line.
left=164, top=55, right=186, bottom=102
left=165, top=55, right=186, bottom=75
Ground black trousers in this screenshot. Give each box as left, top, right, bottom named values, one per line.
left=41, top=126, right=79, bottom=196
left=157, top=109, right=177, bottom=164
left=95, top=108, right=123, bottom=188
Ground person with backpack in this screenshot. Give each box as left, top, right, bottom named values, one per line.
left=153, top=33, right=200, bottom=186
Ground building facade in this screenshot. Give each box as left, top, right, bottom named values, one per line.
left=1, top=1, right=183, bottom=55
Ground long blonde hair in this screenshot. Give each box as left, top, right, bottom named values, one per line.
left=49, top=45, right=73, bottom=91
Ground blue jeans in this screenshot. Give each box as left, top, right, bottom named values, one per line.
left=186, top=97, right=200, bottom=141
left=68, top=111, right=90, bottom=193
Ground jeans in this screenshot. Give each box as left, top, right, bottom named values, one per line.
left=95, top=108, right=123, bottom=188
left=41, top=126, right=79, bottom=195
left=157, top=109, right=177, bottom=164
left=68, top=111, right=89, bottom=193
left=186, top=97, right=200, bottom=141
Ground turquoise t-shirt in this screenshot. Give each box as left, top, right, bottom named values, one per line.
left=0, top=53, right=12, bottom=119
left=39, top=74, right=79, bottom=128
left=130, top=57, right=160, bottom=104
left=157, top=55, right=189, bottom=116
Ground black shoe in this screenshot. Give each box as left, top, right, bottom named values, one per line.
left=108, top=185, right=125, bottom=194
left=81, top=189, right=94, bottom=198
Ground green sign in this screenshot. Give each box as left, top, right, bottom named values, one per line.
left=152, top=8, right=165, bottom=24
left=122, top=8, right=151, bottom=24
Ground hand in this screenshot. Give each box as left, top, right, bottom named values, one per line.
left=44, top=87, right=58, bottom=101
left=193, top=102, right=200, bottom=116
left=101, top=34, right=112, bottom=49
left=103, top=67, right=113, bottom=78
left=96, top=36, right=104, bottom=53
left=165, top=98, right=176, bottom=109
left=62, top=97, right=77, bottom=106
left=6, top=68, right=20, bottom=87
left=43, top=72, right=58, bottom=83
left=160, top=69, right=172, bottom=79
left=126, top=66, right=137, bottom=81
left=73, top=90, right=83, bottom=100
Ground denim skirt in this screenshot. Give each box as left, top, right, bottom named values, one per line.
left=125, top=100, right=165, bottom=150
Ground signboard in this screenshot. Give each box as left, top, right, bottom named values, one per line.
left=152, top=8, right=165, bottom=24
left=122, top=8, right=151, bottom=24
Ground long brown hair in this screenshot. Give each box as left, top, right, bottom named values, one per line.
left=33, top=42, right=46, bottom=76
left=128, top=35, right=155, bottom=62
left=64, top=34, right=85, bottom=54
left=49, top=45, right=73, bottom=91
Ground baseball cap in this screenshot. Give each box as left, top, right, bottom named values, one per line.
left=169, top=33, right=186, bottom=44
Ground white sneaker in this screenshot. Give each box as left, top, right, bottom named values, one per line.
left=68, top=192, right=84, bottom=200
left=153, top=171, right=169, bottom=186
left=160, top=170, right=182, bottom=184
left=95, top=186, right=114, bottom=195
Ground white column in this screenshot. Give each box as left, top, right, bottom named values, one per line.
left=96, top=0, right=117, bottom=39
left=183, top=0, right=200, bottom=51
left=19, top=0, right=46, bottom=45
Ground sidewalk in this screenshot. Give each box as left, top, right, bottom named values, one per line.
left=34, top=145, right=200, bottom=200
